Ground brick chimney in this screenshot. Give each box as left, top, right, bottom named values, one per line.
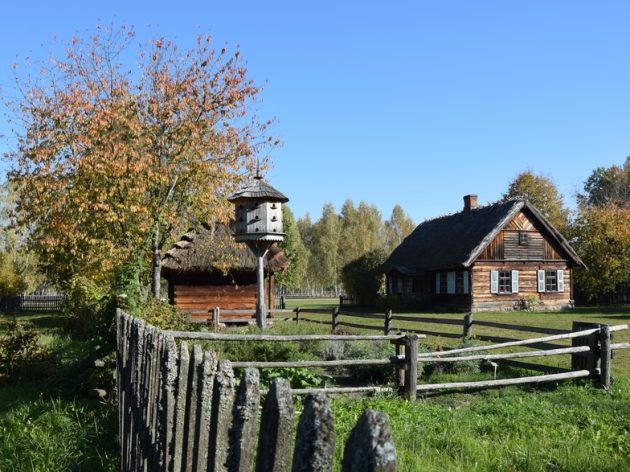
left=463, top=194, right=478, bottom=212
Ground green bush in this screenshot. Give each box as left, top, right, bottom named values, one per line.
left=341, top=249, right=387, bottom=306
left=0, top=319, right=45, bottom=380
left=138, top=298, right=189, bottom=331
left=62, top=275, right=110, bottom=339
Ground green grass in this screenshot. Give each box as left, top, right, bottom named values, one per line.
left=2, top=304, right=629, bottom=471
left=0, top=312, right=118, bottom=471
left=327, top=378, right=630, bottom=471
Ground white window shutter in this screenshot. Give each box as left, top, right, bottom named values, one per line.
left=447, top=272, right=456, bottom=294
left=511, top=270, right=519, bottom=293
left=557, top=270, right=565, bottom=292
left=463, top=271, right=469, bottom=294
left=435, top=273, right=440, bottom=294
left=537, top=270, right=546, bottom=292
left=490, top=270, right=499, bottom=294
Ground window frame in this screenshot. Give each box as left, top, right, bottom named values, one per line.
left=545, top=270, right=558, bottom=292
left=518, top=231, right=529, bottom=246
left=498, top=270, right=512, bottom=294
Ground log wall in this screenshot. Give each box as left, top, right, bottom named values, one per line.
left=167, top=271, right=275, bottom=316
left=471, top=262, right=572, bottom=311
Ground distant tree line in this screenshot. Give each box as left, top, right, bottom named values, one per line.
left=275, top=201, right=414, bottom=294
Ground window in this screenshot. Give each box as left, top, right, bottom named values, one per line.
left=440, top=272, right=448, bottom=294
left=519, top=231, right=528, bottom=246
left=456, top=272, right=464, bottom=294
left=545, top=270, right=558, bottom=292
left=498, top=271, right=512, bottom=293
left=446, top=272, right=456, bottom=294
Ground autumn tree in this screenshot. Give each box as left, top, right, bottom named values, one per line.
left=571, top=205, right=630, bottom=300
left=384, top=205, right=414, bottom=254
left=577, top=157, right=630, bottom=209
left=501, top=171, right=569, bottom=229
left=5, top=26, right=274, bottom=297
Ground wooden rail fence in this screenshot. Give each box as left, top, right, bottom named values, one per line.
left=117, top=309, right=399, bottom=471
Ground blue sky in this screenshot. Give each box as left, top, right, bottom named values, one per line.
left=1, top=1, right=629, bottom=224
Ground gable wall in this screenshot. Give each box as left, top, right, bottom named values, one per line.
left=478, top=211, right=566, bottom=262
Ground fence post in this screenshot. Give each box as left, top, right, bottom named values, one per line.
left=393, top=332, right=405, bottom=391
left=404, top=335, right=418, bottom=400
left=463, top=312, right=473, bottom=339
left=339, top=295, right=344, bottom=308
left=599, top=324, right=612, bottom=389
left=212, top=307, right=220, bottom=331
left=294, top=307, right=301, bottom=324
left=332, top=307, right=340, bottom=333
left=281, top=295, right=286, bottom=310
left=384, top=309, right=393, bottom=335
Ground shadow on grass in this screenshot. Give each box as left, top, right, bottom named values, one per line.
left=0, top=312, right=66, bottom=330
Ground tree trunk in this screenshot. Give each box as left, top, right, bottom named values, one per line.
left=151, top=247, right=161, bottom=298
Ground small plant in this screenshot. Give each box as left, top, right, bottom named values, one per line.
left=260, top=367, right=331, bottom=389
left=516, top=295, right=541, bottom=312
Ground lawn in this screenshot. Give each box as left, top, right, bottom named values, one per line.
left=1, top=304, right=629, bottom=471
left=0, top=312, right=118, bottom=471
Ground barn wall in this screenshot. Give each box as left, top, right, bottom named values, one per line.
left=166, top=271, right=276, bottom=319
left=471, top=262, right=573, bottom=312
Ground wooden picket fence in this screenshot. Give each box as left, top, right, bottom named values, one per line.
left=116, top=309, right=399, bottom=471
left=0, top=294, right=64, bottom=313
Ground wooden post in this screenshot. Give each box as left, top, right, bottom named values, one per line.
left=281, top=294, right=286, bottom=309
left=393, top=332, right=405, bottom=390
left=384, top=309, right=393, bottom=335
left=463, top=312, right=473, bottom=339
left=341, top=409, right=396, bottom=471
left=599, top=324, right=612, bottom=389
left=332, top=307, right=340, bottom=333
left=294, top=307, right=301, bottom=324
left=571, top=321, right=600, bottom=372
left=404, top=335, right=418, bottom=400
left=339, top=295, right=344, bottom=308
left=212, top=307, right=220, bottom=331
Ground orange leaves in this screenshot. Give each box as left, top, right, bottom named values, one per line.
left=8, top=25, right=278, bottom=289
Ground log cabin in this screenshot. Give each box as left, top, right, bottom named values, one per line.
left=382, top=195, right=586, bottom=312
left=161, top=224, right=289, bottom=322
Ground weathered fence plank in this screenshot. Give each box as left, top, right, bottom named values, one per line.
left=172, top=341, right=190, bottom=472
left=341, top=409, right=396, bottom=472
left=292, top=393, right=335, bottom=472
left=256, top=378, right=295, bottom=472
left=192, top=350, right=217, bottom=471
left=209, top=360, right=236, bottom=472
left=228, top=368, right=261, bottom=472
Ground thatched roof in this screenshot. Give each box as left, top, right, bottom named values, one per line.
left=383, top=199, right=584, bottom=274
left=228, top=177, right=289, bottom=202
left=161, top=224, right=289, bottom=275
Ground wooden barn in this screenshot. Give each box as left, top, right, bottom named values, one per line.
left=382, top=195, right=586, bottom=312
left=161, top=224, right=289, bottom=321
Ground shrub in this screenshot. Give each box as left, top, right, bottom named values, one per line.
left=0, top=319, right=45, bottom=379
left=341, top=249, right=387, bottom=306
left=62, top=275, right=110, bottom=339
left=138, top=298, right=189, bottom=331
left=516, top=295, right=541, bottom=312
